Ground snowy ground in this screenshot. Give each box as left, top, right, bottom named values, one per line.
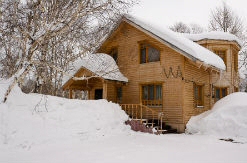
left=1, top=133, right=247, bottom=163
left=1, top=80, right=247, bottom=163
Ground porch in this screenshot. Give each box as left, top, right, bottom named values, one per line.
left=121, top=104, right=177, bottom=134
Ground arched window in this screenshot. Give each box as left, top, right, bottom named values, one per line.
left=140, top=44, right=160, bottom=63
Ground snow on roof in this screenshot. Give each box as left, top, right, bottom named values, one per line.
left=124, top=15, right=226, bottom=70
left=185, top=31, right=242, bottom=47
left=63, top=53, right=128, bottom=85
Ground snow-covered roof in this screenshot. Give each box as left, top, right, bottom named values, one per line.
left=184, top=31, right=242, bottom=47
left=124, top=15, right=226, bottom=70
left=63, top=53, right=128, bottom=85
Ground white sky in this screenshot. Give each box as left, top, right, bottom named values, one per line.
left=130, top=0, right=247, bottom=29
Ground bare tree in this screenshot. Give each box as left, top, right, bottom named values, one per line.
left=208, top=2, right=244, bottom=38
left=170, top=22, right=204, bottom=34
left=0, top=0, right=135, bottom=102
left=170, top=22, right=191, bottom=33
left=190, top=23, right=205, bottom=34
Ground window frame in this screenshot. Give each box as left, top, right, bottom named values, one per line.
left=194, top=83, right=204, bottom=107
left=214, top=87, right=228, bottom=102
left=141, top=83, right=162, bottom=107
left=139, top=43, right=160, bottom=64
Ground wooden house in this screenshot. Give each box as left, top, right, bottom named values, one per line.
left=62, top=16, right=241, bottom=132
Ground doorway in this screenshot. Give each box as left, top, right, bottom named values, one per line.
left=94, top=89, right=103, bottom=100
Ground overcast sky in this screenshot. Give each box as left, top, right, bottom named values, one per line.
left=130, top=0, right=247, bottom=29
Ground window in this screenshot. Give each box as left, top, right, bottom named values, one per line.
left=110, top=48, right=118, bottom=64
left=214, top=50, right=226, bottom=65
left=142, top=84, right=162, bottom=106
left=140, top=44, right=160, bottom=63
left=215, top=87, right=227, bottom=102
left=194, top=84, right=203, bottom=107
left=116, top=87, right=122, bottom=103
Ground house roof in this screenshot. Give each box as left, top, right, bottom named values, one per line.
left=184, top=31, right=242, bottom=47
left=123, top=15, right=226, bottom=71
left=62, top=53, right=128, bottom=86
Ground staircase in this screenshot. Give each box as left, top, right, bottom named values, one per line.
left=120, top=104, right=177, bottom=134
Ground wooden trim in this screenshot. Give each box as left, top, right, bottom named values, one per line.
left=102, top=80, right=108, bottom=99
left=193, top=83, right=204, bottom=107
left=69, top=89, right=72, bottom=99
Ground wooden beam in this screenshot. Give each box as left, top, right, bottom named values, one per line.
left=103, top=80, right=107, bottom=99
left=69, top=89, right=72, bottom=99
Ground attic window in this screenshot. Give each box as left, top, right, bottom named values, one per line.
left=140, top=44, right=160, bottom=64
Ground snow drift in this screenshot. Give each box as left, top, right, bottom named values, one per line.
left=0, top=80, right=129, bottom=147
left=186, top=92, right=247, bottom=138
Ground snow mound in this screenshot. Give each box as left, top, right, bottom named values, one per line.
left=186, top=92, right=247, bottom=138
left=0, top=83, right=129, bottom=147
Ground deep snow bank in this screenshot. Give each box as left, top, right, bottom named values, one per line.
left=186, top=92, right=247, bottom=138
left=0, top=81, right=129, bottom=147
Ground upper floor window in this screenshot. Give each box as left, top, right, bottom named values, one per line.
left=110, top=48, right=118, bottom=64
left=140, top=43, right=160, bottom=64
left=194, top=84, right=204, bottom=107
left=214, top=50, right=226, bottom=65
left=142, top=84, right=162, bottom=106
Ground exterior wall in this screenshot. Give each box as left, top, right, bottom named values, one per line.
left=99, top=22, right=185, bottom=132
left=98, top=23, right=240, bottom=132
left=195, top=40, right=240, bottom=105
left=183, top=59, right=212, bottom=124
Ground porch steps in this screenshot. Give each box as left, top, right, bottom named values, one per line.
left=126, top=119, right=177, bottom=134
left=120, top=104, right=177, bottom=134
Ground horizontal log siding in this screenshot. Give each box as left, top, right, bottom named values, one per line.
left=106, top=81, right=117, bottom=103
left=197, top=41, right=240, bottom=104
left=99, top=22, right=184, bottom=128
left=183, top=60, right=211, bottom=124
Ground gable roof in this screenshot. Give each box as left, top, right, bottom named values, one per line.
left=184, top=31, right=242, bottom=47
left=62, top=53, right=128, bottom=86
left=121, top=15, right=226, bottom=71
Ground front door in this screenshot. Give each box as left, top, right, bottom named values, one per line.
left=94, top=89, right=103, bottom=100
